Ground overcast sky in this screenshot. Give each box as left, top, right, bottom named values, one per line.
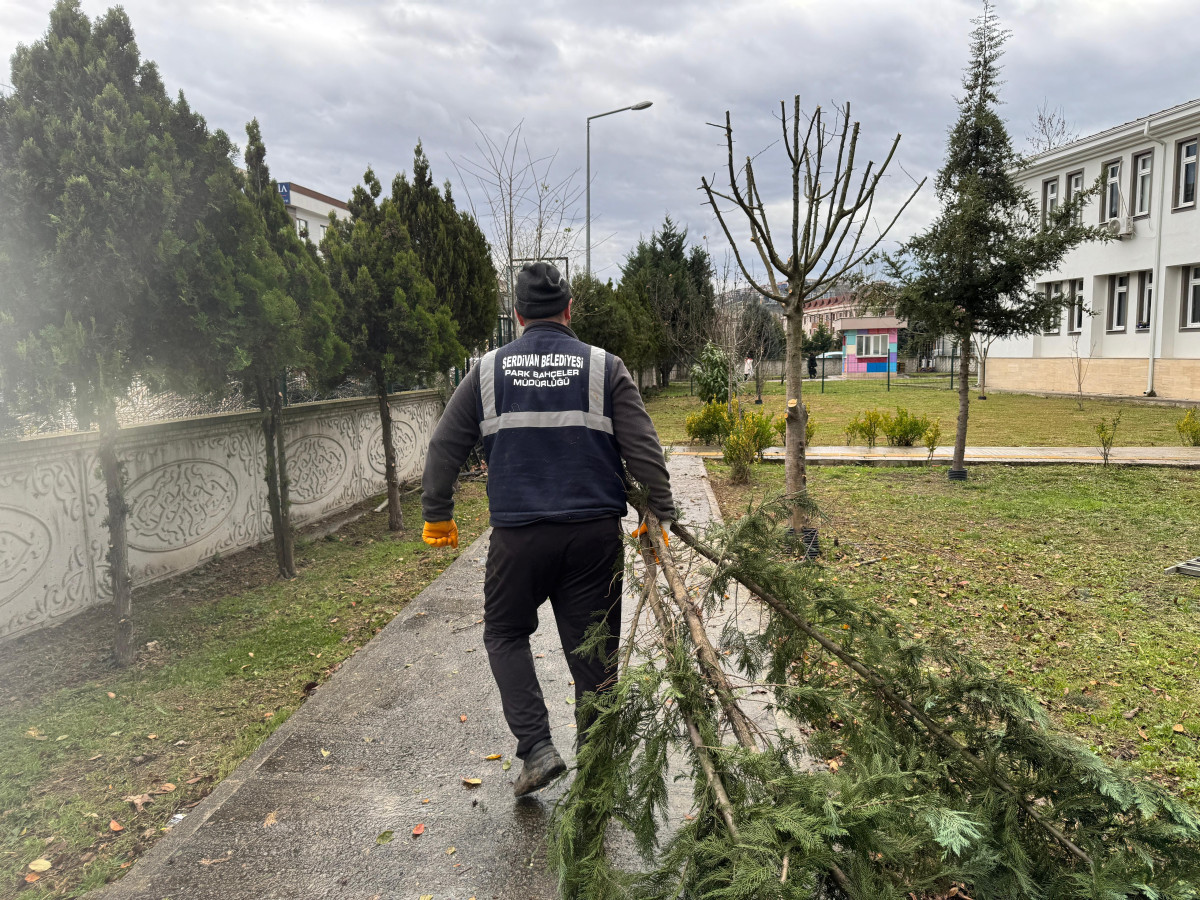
left=2, top=0, right=1195, bottom=282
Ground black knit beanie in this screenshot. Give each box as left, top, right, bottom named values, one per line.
left=515, top=261, right=570, bottom=319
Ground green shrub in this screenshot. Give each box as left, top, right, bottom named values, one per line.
left=691, top=341, right=730, bottom=404
left=1178, top=408, right=1200, bottom=447
left=845, top=409, right=883, bottom=448
left=739, top=408, right=777, bottom=461
left=923, top=418, right=943, bottom=463
left=722, top=418, right=757, bottom=483
left=685, top=402, right=733, bottom=445
left=1095, top=412, right=1122, bottom=466
left=881, top=407, right=932, bottom=447
left=771, top=405, right=816, bottom=447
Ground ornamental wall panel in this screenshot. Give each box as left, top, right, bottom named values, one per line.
left=0, top=391, right=441, bottom=642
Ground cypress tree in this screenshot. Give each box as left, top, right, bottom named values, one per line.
left=322, top=168, right=461, bottom=531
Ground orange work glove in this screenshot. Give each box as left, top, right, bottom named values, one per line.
left=630, top=521, right=670, bottom=546
left=422, top=520, right=459, bottom=549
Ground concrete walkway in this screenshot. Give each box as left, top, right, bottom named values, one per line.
left=92, top=457, right=729, bottom=900
left=673, top=444, right=1200, bottom=468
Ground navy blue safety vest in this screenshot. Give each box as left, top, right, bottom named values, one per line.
left=476, top=324, right=627, bottom=526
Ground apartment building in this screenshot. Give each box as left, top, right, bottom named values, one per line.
left=989, top=99, right=1200, bottom=401
left=277, top=181, right=349, bottom=245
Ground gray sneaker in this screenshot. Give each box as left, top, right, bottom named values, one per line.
left=513, top=742, right=566, bottom=796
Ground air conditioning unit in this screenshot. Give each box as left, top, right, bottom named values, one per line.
left=1107, top=216, right=1134, bottom=238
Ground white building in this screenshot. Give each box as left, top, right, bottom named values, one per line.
left=277, top=181, right=349, bottom=245
left=989, top=99, right=1200, bottom=401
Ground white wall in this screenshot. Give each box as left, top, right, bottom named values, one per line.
left=0, top=391, right=440, bottom=642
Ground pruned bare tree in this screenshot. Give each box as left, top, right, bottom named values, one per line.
left=1028, top=99, right=1078, bottom=155
left=700, top=98, right=924, bottom=539
left=452, top=121, right=584, bottom=328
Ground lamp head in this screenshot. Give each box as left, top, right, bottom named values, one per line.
left=631, top=100, right=653, bottom=110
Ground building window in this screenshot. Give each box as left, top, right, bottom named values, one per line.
left=1042, top=178, right=1059, bottom=222
left=1136, top=271, right=1153, bottom=331
left=1133, top=152, right=1153, bottom=217
left=855, top=333, right=889, bottom=357
left=1044, top=282, right=1063, bottom=334
left=320, top=223, right=328, bottom=239
left=295, top=217, right=309, bottom=239
left=1066, top=170, right=1085, bottom=224
left=1187, top=266, right=1200, bottom=328
left=1108, top=274, right=1128, bottom=331
left=1069, top=278, right=1085, bottom=333
left=1104, top=160, right=1122, bottom=221
left=1177, top=140, right=1197, bottom=208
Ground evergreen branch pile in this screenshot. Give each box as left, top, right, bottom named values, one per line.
left=549, top=500, right=1200, bottom=899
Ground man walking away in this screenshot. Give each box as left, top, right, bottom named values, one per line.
left=421, top=262, right=675, bottom=797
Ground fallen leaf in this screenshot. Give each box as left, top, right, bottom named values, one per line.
left=412, top=823, right=425, bottom=837
left=565, top=698, right=575, bottom=705
left=320, top=748, right=330, bottom=758
left=25, top=873, right=40, bottom=883
left=56, top=734, right=68, bottom=741
left=110, top=819, right=124, bottom=832
left=158, top=783, right=176, bottom=793
left=376, top=830, right=394, bottom=844
left=88, top=754, right=103, bottom=762
left=459, top=714, right=468, bottom=723
left=1138, top=727, right=1149, bottom=741
left=28, top=859, right=52, bottom=873
left=446, top=846, right=456, bottom=855
left=24, top=727, right=48, bottom=741
left=186, top=776, right=203, bottom=785
left=422, top=798, right=430, bottom=804
left=462, top=777, right=481, bottom=787
left=123, top=793, right=154, bottom=813
left=420, top=895, right=433, bottom=900
left=484, top=754, right=501, bottom=760
left=107, top=692, right=116, bottom=699
left=248, top=652, right=254, bottom=658
left=1122, top=707, right=1141, bottom=720
left=502, top=759, right=512, bottom=771
left=263, top=811, right=278, bottom=827
left=147, top=734, right=157, bottom=740
left=199, top=855, right=230, bottom=866
left=1174, top=724, right=1186, bottom=734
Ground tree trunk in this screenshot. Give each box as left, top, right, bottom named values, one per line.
left=950, top=336, right=972, bottom=478
left=256, top=377, right=289, bottom=577
left=376, top=367, right=403, bottom=531
left=272, top=385, right=296, bottom=577
left=977, top=342, right=988, bottom=399
left=754, top=354, right=764, bottom=404
left=98, top=399, right=134, bottom=666
left=784, top=310, right=809, bottom=532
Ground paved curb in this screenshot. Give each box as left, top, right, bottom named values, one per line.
left=673, top=445, right=1200, bottom=469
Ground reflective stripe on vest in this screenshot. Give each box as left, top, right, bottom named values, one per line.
left=478, top=345, right=611, bottom=435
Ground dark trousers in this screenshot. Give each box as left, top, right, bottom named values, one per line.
left=483, top=517, right=623, bottom=759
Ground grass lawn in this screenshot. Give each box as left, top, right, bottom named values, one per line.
left=646, top=378, right=1193, bottom=447
left=704, top=461, right=1200, bottom=797
left=0, top=482, right=488, bottom=899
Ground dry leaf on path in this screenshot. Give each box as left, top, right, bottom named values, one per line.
left=376, top=830, right=394, bottom=844
left=263, top=811, right=278, bottom=827
left=502, top=759, right=512, bottom=771
left=446, top=846, right=456, bottom=855
left=462, top=777, right=481, bottom=787
left=28, top=859, right=52, bottom=873
left=411, top=823, right=425, bottom=837
left=320, top=748, right=330, bottom=758
left=484, top=754, right=501, bottom=760
left=25, top=873, right=40, bottom=883
left=459, top=715, right=467, bottom=723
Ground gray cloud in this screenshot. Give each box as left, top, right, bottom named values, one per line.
left=2, top=0, right=1194, bottom=280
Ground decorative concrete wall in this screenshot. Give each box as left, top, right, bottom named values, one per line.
left=0, top=391, right=441, bottom=642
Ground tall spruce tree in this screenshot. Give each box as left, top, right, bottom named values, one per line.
left=893, top=1, right=1101, bottom=479
left=620, top=217, right=715, bottom=387
left=392, top=142, right=498, bottom=355
left=0, top=1, right=243, bottom=663
left=322, top=169, right=461, bottom=531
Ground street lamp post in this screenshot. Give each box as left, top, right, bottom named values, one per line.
left=586, top=100, right=652, bottom=275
